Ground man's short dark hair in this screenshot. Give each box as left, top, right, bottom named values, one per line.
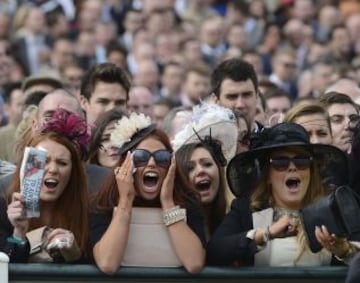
left=320, top=91, right=359, bottom=113
left=80, top=63, right=131, bottom=101
left=211, top=58, right=258, bottom=98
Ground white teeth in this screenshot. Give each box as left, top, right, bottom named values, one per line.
left=45, top=178, right=58, bottom=184
left=145, top=172, right=158, bottom=178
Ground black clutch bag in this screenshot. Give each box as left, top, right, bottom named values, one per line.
left=301, top=186, right=360, bottom=253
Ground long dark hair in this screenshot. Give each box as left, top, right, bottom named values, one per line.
left=90, top=128, right=200, bottom=212
left=87, top=109, right=125, bottom=165
left=175, top=142, right=227, bottom=235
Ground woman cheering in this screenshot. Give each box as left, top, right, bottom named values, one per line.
left=207, top=122, right=348, bottom=266
left=90, top=112, right=205, bottom=274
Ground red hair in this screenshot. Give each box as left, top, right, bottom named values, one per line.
left=9, top=132, right=89, bottom=257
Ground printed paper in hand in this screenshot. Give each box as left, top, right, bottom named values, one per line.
left=20, top=147, right=47, bottom=218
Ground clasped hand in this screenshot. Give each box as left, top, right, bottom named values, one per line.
left=45, top=228, right=81, bottom=262
left=268, top=215, right=298, bottom=239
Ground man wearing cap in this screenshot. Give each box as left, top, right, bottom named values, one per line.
left=22, top=74, right=63, bottom=98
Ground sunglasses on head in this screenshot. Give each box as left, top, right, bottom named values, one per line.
left=132, top=149, right=172, bottom=168
left=269, top=155, right=313, bottom=171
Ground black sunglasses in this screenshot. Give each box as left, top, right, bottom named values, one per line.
left=132, top=149, right=172, bottom=168
left=269, top=155, right=313, bottom=171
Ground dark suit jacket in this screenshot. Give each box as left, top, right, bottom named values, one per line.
left=346, top=252, right=360, bottom=283
left=207, top=197, right=257, bottom=266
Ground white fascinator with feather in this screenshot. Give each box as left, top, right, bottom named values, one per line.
left=110, top=112, right=155, bottom=154
left=171, top=103, right=238, bottom=162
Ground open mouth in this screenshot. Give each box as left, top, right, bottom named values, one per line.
left=195, top=180, right=211, bottom=192
left=142, top=171, right=159, bottom=192
left=44, top=178, right=59, bottom=189
left=285, top=177, right=301, bottom=190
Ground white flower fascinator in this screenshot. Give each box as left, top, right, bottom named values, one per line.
left=171, top=103, right=238, bottom=162
left=110, top=112, right=155, bottom=154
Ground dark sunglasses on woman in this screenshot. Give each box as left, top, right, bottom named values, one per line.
left=269, top=155, right=313, bottom=171
left=132, top=149, right=172, bottom=169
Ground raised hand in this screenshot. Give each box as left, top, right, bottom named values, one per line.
left=160, top=155, right=176, bottom=210
left=7, top=192, right=29, bottom=238
left=114, top=151, right=136, bottom=207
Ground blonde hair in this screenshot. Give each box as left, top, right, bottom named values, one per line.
left=283, top=102, right=332, bottom=135
left=250, top=147, right=326, bottom=263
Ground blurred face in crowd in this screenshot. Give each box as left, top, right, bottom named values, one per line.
left=7, top=88, right=24, bottom=125
left=328, top=103, right=359, bottom=153
left=273, top=54, right=297, bottom=82
left=25, top=7, right=45, bottom=35
left=0, top=40, right=11, bottom=85
left=294, top=113, right=332, bottom=145
left=133, top=60, right=159, bottom=91
left=312, top=64, right=334, bottom=94
left=243, top=53, right=263, bottom=75
left=184, top=71, right=210, bottom=104
left=331, top=27, right=351, bottom=55
left=53, top=39, right=75, bottom=70
left=183, top=39, right=203, bottom=63
left=98, top=121, right=120, bottom=168
left=128, top=86, right=153, bottom=117
left=62, top=65, right=84, bottom=99
left=266, top=96, right=291, bottom=121
left=187, top=146, right=220, bottom=204
left=227, top=24, right=247, bottom=50
left=201, top=16, right=224, bottom=47
left=215, top=79, right=258, bottom=126
left=153, top=104, right=171, bottom=130
left=124, top=10, right=143, bottom=33
left=107, top=50, right=127, bottom=70
left=161, top=64, right=184, bottom=96
left=38, top=138, right=72, bottom=202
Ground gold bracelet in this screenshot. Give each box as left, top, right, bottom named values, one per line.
left=163, top=206, right=186, bottom=226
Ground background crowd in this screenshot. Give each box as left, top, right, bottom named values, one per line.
left=0, top=0, right=360, bottom=281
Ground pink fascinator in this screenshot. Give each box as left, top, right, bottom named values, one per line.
left=39, top=108, right=91, bottom=158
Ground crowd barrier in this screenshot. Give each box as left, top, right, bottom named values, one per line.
left=6, top=263, right=349, bottom=283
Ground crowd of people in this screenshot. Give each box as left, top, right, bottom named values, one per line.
left=0, top=0, right=360, bottom=282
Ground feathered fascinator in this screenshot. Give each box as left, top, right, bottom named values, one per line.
left=172, top=103, right=238, bottom=162
left=38, top=108, right=91, bottom=158
left=110, top=112, right=155, bottom=154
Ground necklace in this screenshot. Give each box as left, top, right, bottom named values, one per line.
left=273, top=207, right=300, bottom=222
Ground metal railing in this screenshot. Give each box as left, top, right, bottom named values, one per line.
left=5, top=262, right=348, bottom=283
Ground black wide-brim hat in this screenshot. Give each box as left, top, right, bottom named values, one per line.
left=227, top=122, right=349, bottom=198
